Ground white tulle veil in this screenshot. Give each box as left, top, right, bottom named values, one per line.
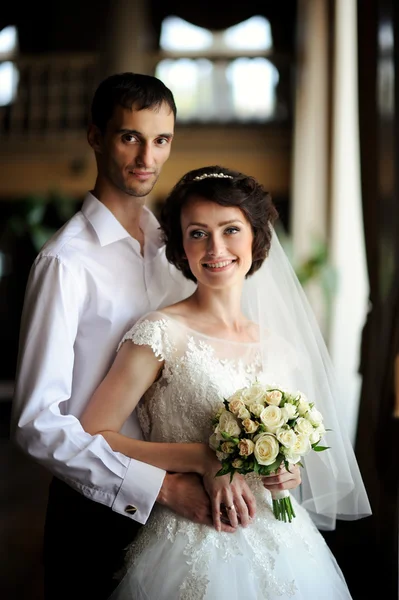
left=241, top=229, right=371, bottom=531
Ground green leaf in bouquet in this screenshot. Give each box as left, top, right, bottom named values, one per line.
left=266, top=456, right=284, bottom=473
left=312, top=445, right=330, bottom=452
left=220, top=432, right=239, bottom=444
left=215, top=462, right=232, bottom=477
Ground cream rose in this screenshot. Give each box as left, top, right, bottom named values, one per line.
left=238, top=438, right=255, bottom=456
left=221, top=441, right=236, bottom=454
left=265, top=390, right=283, bottom=406
left=254, top=433, right=280, bottom=466
left=218, top=410, right=242, bottom=437
left=228, top=398, right=246, bottom=416
left=295, top=417, right=314, bottom=437
left=232, top=458, right=244, bottom=469
left=276, top=428, right=297, bottom=448
left=260, top=405, right=285, bottom=433
left=242, top=418, right=259, bottom=434
left=281, top=402, right=298, bottom=422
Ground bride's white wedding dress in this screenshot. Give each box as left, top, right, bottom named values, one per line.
left=110, top=311, right=352, bottom=600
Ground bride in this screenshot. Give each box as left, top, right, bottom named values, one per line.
left=80, top=165, right=371, bottom=599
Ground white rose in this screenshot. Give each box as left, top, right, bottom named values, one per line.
left=228, top=398, right=246, bottom=416
left=237, top=406, right=251, bottom=420
left=228, top=388, right=246, bottom=402
left=249, top=403, right=264, bottom=418
left=218, top=410, right=242, bottom=437
left=292, top=432, right=311, bottom=455
left=309, top=430, right=321, bottom=444
left=216, top=450, right=229, bottom=461
left=277, top=428, right=297, bottom=448
left=265, top=390, right=283, bottom=406
left=209, top=432, right=222, bottom=451
left=295, top=417, right=314, bottom=437
left=281, top=448, right=302, bottom=464
left=238, top=438, right=255, bottom=456
left=254, top=433, right=280, bottom=466
left=232, top=458, right=244, bottom=469
left=306, top=408, right=323, bottom=427
left=243, top=383, right=266, bottom=406
left=260, top=405, right=285, bottom=433
left=281, top=402, right=298, bottom=422
left=297, top=394, right=310, bottom=416
left=242, top=418, right=259, bottom=434
left=310, top=423, right=326, bottom=444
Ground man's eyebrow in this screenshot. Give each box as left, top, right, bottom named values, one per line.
left=116, top=129, right=174, bottom=139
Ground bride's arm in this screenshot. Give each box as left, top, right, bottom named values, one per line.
left=81, top=339, right=256, bottom=531
left=80, top=341, right=214, bottom=476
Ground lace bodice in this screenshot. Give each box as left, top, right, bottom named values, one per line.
left=119, top=311, right=295, bottom=445
left=112, top=312, right=351, bottom=600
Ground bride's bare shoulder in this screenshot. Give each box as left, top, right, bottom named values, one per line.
left=159, top=299, right=194, bottom=320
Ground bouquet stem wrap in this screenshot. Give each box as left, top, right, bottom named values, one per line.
left=271, top=490, right=296, bottom=523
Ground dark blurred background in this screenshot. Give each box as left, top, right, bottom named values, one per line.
left=0, top=1, right=398, bottom=598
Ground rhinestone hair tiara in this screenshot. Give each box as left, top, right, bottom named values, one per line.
left=193, top=173, right=233, bottom=181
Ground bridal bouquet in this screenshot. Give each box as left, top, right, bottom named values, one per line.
left=209, top=382, right=329, bottom=523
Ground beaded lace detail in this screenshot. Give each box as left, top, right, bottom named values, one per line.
left=119, top=313, right=326, bottom=599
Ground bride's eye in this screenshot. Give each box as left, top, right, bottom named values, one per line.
left=225, top=226, right=240, bottom=235
left=189, top=230, right=207, bottom=239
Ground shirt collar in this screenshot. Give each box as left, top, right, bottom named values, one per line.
left=81, top=192, right=163, bottom=248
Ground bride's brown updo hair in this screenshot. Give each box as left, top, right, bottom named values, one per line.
left=160, top=165, right=278, bottom=283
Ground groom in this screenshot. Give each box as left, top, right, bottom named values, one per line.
left=11, top=72, right=300, bottom=600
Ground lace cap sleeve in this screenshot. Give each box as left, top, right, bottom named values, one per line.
left=117, top=312, right=173, bottom=362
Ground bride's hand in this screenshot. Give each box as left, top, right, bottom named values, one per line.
left=202, top=455, right=256, bottom=532
left=262, top=463, right=301, bottom=492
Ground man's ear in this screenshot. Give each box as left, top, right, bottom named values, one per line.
left=87, top=124, right=103, bottom=153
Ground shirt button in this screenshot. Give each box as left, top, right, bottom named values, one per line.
left=125, top=505, right=137, bottom=515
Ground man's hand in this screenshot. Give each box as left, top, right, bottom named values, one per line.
left=262, top=464, right=301, bottom=493
left=157, top=472, right=216, bottom=528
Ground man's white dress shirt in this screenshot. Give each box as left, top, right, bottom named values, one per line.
left=11, top=192, right=195, bottom=524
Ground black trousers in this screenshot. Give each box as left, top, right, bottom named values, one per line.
left=43, top=477, right=142, bottom=600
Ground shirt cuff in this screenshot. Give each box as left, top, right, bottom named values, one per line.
left=112, top=459, right=166, bottom=524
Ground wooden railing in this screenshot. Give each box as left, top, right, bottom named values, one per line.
left=0, top=54, right=99, bottom=140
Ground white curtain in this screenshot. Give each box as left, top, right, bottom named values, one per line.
left=291, top=0, right=329, bottom=336
left=291, top=0, right=368, bottom=443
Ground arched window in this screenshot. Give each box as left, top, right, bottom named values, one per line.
left=155, top=16, right=281, bottom=123
left=0, top=26, right=19, bottom=107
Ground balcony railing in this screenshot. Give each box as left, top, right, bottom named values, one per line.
left=0, top=54, right=99, bottom=141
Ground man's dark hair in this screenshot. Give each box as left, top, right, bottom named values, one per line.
left=91, top=72, right=177, bottom=133
left=160, top=165, right=278, bottom=283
